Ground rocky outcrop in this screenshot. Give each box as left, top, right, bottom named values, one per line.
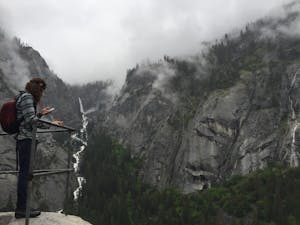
left=0, top=212, right=91, bottom=225
left=104, top=63, right=300, bottom=193
left=102, top=3, right=300, bottom=193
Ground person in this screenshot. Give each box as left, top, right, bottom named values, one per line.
left=14, top=78, right=63, bottom=219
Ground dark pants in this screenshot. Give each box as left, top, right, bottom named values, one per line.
left=16, top=139, right=32, bottom=210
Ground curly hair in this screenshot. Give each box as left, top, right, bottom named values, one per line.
left=25, top=78, right=46, bottom=104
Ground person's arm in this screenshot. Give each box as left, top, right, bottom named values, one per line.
left=19, top=93, right=38, bottom=124
left=38, top=108, right=64, bottom=127
left=20, top=94, right=63, bottom=129
left=19, top=94, right=50, bottom=129
left=38, top=107, right=55, bottom=118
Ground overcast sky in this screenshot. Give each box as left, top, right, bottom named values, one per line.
left=0, top=0, right=291, bottom=87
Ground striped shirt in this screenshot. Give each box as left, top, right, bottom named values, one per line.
left=15, top=91, right=40, bottom=140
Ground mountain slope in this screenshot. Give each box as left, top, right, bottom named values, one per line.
left=100, top=1, right=300, bottom=192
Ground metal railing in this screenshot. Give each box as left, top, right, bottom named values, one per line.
left=0, top=119, right=76, bottom=225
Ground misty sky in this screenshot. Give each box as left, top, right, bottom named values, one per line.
left=0, top=0, right=291, bottom=87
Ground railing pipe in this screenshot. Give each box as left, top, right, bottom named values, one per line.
left=25, top=121, right=37, bottom=225
left=65, top=146, right=72, bottom=207
left=37, top=119, right=76, bottom=132
left=0, top=168, right=74, bottom=175
left=33, top=169, right=73, bottom=177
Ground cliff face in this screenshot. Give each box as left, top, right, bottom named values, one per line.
left=102, top=3, right=300, bottom=192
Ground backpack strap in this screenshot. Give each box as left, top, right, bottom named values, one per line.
left=15, top=91, right=25, bottom=104
left=15, top=91, right=26, bottom=124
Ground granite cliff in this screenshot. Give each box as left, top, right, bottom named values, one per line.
left=102, top=1, right=300, bottom=193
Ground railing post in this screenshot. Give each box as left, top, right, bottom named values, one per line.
left=25, top=122, right=37, bottom=225
left=65, top=133, right=72, bottom=208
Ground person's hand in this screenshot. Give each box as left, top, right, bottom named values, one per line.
left=52, top=120, right=64, bottom=126
left=40, top=107, right=55, bottom=116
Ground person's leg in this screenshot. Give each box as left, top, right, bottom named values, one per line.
left=16, top=139, right=32, bottom=211
left=15, top=139, right=41, bottom=218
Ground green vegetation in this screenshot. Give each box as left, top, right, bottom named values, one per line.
left=65, top=132, right=300, bottom=225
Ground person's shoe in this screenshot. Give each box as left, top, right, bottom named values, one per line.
left=15, top=208, right=41, bottom=218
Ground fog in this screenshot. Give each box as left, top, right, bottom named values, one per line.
left=0, top=34, right=30, bottom=92
left=0, top=0, right=291, bottom=87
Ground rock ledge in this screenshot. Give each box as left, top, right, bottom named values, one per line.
left=0, top=212, right=92, bottom=225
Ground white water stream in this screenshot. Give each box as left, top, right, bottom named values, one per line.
left=288, top=68, right=300, bottom=167
left=72, top=98, right=88, bottom=200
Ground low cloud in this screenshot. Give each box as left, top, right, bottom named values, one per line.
left=257, top=1, right=300, bottom=39
left=0, top=33, right=30, bottom=93
left=136, top=61, right=178, bottom=102
left=0, top=0, right=292, bottom=88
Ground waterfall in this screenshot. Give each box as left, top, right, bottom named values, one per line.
left=290, top=122, right=300, bottom=167
left=72, top=97, right=88, bottom=200
left=288, top=68, right=300, bottom=167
